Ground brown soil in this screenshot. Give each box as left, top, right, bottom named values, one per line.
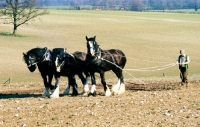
left=0, top=80, right=200, bottom=127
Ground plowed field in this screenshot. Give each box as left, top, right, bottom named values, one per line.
left=0, top=80, right=200, bottom=127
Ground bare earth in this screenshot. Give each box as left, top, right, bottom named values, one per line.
left=0, top=80, right=200, bottom=127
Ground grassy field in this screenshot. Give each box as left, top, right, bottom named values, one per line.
left=0, top=10, right=200, bottom=84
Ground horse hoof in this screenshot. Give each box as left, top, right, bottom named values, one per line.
left=41, top=94, right=49, bottom=98
left=71, top=92, right=78, bottom=96
left=50, top=94, right=59, bottom=98
left=88, top=91, right=96, bottom=96
left=62, top=91, right=70, bottom=95
left=80, top=91, right=88, bottom=96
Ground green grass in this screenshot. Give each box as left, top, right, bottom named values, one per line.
left=0, top=10, right=200, bottom=84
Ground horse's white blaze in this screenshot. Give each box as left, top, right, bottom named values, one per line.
left=42, top=87, right=50, bottom=97
left=50, top=85, right=59, bottom=98
left=105, top=86, right=112, bottom=96
left=89, top=41, right=95, bottom=56
left=62, top=86, right=70, bottom=95
left=90, top=85, right=96, bottom=93
left=112, top=79, right=121, bottom=94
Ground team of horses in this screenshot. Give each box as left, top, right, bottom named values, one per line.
left=23, top=36, right=127, bottom=98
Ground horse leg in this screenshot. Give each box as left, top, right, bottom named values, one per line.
left=70, top=76, right=78, bottom=96
left=48, top=74, right=55, bottom=94
left=100, top=72, right=111, bottom=96
left=112, top=68, right=125, bottom=95
left=50, top=76, right=60, bottom=98
left=88, top=72, right=96, bottom=96
left=78, top=72, right=89, bottom=95
left=41, top=73, right=50, bottom=97
left=62, top=76, right=71, bottom=95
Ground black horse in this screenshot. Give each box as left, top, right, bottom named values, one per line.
left=50, top=48, right=90, bottom=98
left=23, top=47, right=89, bottom=98
left=23, top=47, right=55, bottom=97
left=85, top=36, right=127, bottom=96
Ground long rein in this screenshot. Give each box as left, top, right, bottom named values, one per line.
left=96, top=50, right=176, bottom=71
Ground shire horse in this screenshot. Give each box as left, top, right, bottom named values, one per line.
left=86, top=36, right=127, bottom=96
left=23, top=47, right=54, bottom=96
left=23, top=47, right=89, bottom=98
left=51, top=48, right=90, bottom=98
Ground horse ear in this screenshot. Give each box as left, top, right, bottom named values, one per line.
left=94, top=36, right=96, bottom=40
left=86, top=36, right=88, bottom=41
left=23, top=52, right=27, bottom=56
left=64, top=48, right=67, bottom=52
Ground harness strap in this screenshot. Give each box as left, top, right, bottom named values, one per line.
left=105, top=50, right=116, bottom=64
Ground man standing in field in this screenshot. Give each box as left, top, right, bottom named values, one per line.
left=176, top=49, right=190, bottom=87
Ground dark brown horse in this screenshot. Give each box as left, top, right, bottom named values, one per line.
left=85, top=36, right=127, bottom=96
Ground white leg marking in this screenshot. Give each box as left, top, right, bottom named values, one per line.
left=62, top=85, right=70, bottom=95
left=118, top=83, right=125, bottom=95
left=90, top=85, right=96, bottom=93
left=50, top=85, right=59, bottom=98
left=84, top=84, right=89, bottom=92
left=80, top=84, right=89, bottom=96
left=42, top=87, right=50, bottom=97
left=105, top=86, right=111, bottom=96
left=112, top=79, right=121, bottom=94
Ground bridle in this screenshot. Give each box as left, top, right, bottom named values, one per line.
left=87, top=41, right=101, bottom=61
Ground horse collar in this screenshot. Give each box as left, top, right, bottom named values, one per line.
left=43, top=49, right=51, bottom=61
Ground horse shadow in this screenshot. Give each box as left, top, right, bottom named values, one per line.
left=0, top=93, right=42, bottom=99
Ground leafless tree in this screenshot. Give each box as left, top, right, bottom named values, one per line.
left=0, top=0, right=49, bottom=36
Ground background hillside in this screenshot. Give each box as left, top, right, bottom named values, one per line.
left=0, top=10, right=200, bottom=84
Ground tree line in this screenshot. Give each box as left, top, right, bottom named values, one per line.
left=0, top=0, right=199, bottom=11
left=0, top=0, right=199, bottom=36
left=38, top=0, right=199, bottom=11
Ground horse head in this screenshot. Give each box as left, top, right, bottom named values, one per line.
left=86, top=36, right=100, bottom=57
left=23, top=47, right=50, bottom=72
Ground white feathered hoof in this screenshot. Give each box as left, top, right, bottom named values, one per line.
left=118, top=83, right=125, bottom=95
left=112, top=84, right=120, bottom=94
left=80, top=85, right=89, bottom=96
left=84, top=84, right=89, bottom=93
left=105, top=87, right=112, bottom=96
left=112, top=83, right=125, bottom=95
left=80, top=91, right=88, bottom=96
left=50, top=86, right=59, bottom=98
